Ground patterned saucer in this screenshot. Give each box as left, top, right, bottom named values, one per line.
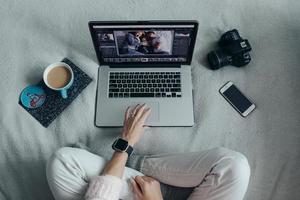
left=20, top=86, right=46, bottom=109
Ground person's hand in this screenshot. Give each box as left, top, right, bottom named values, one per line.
left=122, top=104, right=151, bottom=146
left=131, top=176, right=163, bottom=200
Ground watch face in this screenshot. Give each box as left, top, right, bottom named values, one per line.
left=114, top=138, right=128, bottom=151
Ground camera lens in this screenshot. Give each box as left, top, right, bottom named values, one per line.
left=207, top=50, right=232, bottom=70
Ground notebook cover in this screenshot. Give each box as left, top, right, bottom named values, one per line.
left=19, top=58, right=93, bottom=127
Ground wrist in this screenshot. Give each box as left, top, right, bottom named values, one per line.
left=122, top=136, right=135, bottom=146
left=112, top=138, right=134, bottom=157
left=114, top=151, right=129, bottom=159
left=127, top=140, right=135, bottom=146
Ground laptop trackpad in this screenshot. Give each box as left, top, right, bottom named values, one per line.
left=128, top=102, right=159, bottom=125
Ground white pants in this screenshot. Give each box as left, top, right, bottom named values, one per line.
left=46, top=147, right=250, bottom=200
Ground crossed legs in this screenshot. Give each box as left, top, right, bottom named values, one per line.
left=46, top=147, right=250, bottom=200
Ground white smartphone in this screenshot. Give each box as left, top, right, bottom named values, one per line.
left=219, top=81, right=256, bottom=117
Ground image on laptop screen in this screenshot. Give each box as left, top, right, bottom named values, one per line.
left=91, top=23, right=197, bottom=64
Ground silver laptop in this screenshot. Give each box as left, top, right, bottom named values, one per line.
left=89, top=21, right=198, bottom=127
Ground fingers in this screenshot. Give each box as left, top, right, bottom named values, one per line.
left=141, top=176, right=154, bottom=182
left=126, top=103, right=151, bottom=124
left=130, top=178, right=142, bottom=197
left=124, top=106, right=130, bottom=122
left=140, top=107, right=151, bottom=123
left=134, top=104, right=147, bottom=119
left=131, top=104, right=140, bottom=116
left=125, top=104, right=140, bottom=123
left=134, top=176, right=145, bottom=191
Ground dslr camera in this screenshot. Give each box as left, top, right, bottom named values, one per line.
left=207, top=29, right=252, bottom=70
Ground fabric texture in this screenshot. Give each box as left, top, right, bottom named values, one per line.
left=139, top=147, right=250, bottom=200
left=85, top=175, right=122, bottom=200
left=47, top=147, right=250, bottom=200
left=0, top=0, right=300, bottom=200
left=46, top=147, right=142, bottom=200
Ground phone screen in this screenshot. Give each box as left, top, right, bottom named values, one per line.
left=223, top=84, right=252, bottom=113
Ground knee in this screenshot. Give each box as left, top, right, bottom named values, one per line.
left=46, top=147, right=90, bottom=200
left=46, top=147, right=79, bottom=179
left=53, top=147, right=77, bottom=160
left=213, top=148, right=251, bottom=183
left=222, top=150, right=251, bottom=184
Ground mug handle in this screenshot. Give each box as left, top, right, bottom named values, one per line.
left=61, top=89, right=68, bottom=99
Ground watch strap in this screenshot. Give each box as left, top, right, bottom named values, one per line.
left=125, top=145, right=133, bottom=156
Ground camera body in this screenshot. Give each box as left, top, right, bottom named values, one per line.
left=207, top=29, right=252, bottom=70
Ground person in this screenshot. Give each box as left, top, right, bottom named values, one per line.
left=121, top=31, right=145, bottom=55
left=145, top=31, right=169, bottom=54
left=46, top=104, right=251, bottom=200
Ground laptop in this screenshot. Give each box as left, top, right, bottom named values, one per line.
left=89, top=21, right=198, bottom=127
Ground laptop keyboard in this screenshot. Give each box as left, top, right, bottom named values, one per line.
left=108, top=71, right=182, bottom=98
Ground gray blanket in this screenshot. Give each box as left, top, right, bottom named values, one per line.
left=0, top=0, right=299, bottom=199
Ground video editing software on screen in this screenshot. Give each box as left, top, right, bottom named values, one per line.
left=92, top=25, right=195, bottom=63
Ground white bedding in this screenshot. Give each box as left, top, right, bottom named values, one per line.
left=0, top=0, right=299, bottom=199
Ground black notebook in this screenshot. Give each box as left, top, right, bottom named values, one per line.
left=19, top=58, right=92, bottom=127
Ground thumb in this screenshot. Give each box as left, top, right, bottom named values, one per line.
left=130, top=178, right=143, bottom=198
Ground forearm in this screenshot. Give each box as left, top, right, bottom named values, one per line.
left=85, top=152, right=127, bottom=200
left=86, top=104, right=151, bottom=200
left=102, top=152, right=128, bottom=178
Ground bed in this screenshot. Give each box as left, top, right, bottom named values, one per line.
left=0, top=0, right=299, bottom=199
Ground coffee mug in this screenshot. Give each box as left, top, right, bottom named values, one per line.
left=43, top=62, right=74, bottom=99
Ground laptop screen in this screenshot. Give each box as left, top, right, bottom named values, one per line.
left=89, top=21, right=198, bottom=66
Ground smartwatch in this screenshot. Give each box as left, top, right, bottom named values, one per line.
left=112, top=138, right=133, bottom=156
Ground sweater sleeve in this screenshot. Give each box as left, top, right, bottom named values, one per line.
left=85, top=175, right=123, bottom=200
